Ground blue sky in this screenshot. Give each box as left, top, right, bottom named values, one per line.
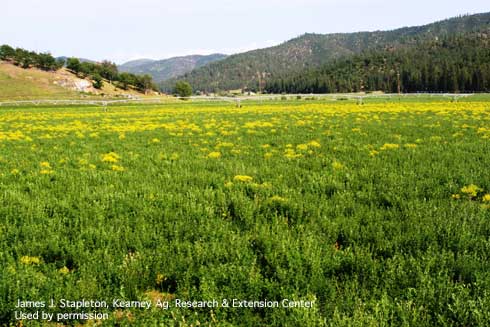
left=1, top=0, right=488, bottom=63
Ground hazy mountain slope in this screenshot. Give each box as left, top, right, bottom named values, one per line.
left=161, top=12, right=490, bottom=93
left=56, top=56, right=95, bottom=64
left=118, top=54, right=227, bottom=82
left=117, top=59, right=156, bottom=70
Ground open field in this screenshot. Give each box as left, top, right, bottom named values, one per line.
left=1, top=99, right=490, bottom=326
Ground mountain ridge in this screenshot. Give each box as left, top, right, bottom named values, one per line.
left=160, top=12, right=490, bottom=93
left=118, top=53, right=227, bottom=82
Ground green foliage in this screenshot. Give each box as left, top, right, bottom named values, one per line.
left=135, top=74, right=155, bottom=94
left=116, top=72, right=134, bottom=90
left=14, top=48, right=35, bottom=69
left=92, top=73, right=103, bottom=89
left=0, top=45, right=15, bottom=60
left=78, top=61, right=93, bottom=77
left=1, top=99, right=490, bottom=325
left=0, top=44, right=61, bottom=71
left=35, top=52, right=61, bottom=71
left=99, top=60, right=118, bottom=82
left=66, top=57, right=81, bottom=73
left=174, top=80, right=192, bottom=97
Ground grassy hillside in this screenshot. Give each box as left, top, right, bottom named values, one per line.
left=0, top=62, right=81, bottom=100
left=0, top=62, right=153, bottom=101
left=161, top=12, right=490, bottom=93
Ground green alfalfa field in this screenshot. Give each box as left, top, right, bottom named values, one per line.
left=1, top=96, right=490, bottom=326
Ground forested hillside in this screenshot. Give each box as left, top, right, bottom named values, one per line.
left=266, top=31, right=490, bottom=94
left=161, top=12, right=490, bottom=93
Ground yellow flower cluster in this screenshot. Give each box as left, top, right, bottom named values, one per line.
left=102, top=152, right=120, bottom=163
left=234, top=175, right=253, bottom=183
left=40, top=162, right=53, bottom=174
left=453, top=185, right=490, bottom=205
left=308, top=140, right=321, bottom=148
left=332, top=161, right=344, bottom=170
left=20, top=256, right=41, bottom=265
left=284, top=149, right=302, bottom=159
left=207, top=151, right=222, bottom=159
left=268, top=196, right=287, bottom=203
left=380, top=143, right=400, bottom=151
left=59, top=266, right=70, bottom=275
left=460, top=184, right=481, bottom=198
left=111, top=165, right=125, bottom=172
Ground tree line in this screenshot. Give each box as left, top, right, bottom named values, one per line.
left=0, top=44, right=64, bottom=71
left=265, top=32, right=490, bottom=94
left=65, top=58, right=156, bottom=92
left=1, top=44, right=157, bottom=93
